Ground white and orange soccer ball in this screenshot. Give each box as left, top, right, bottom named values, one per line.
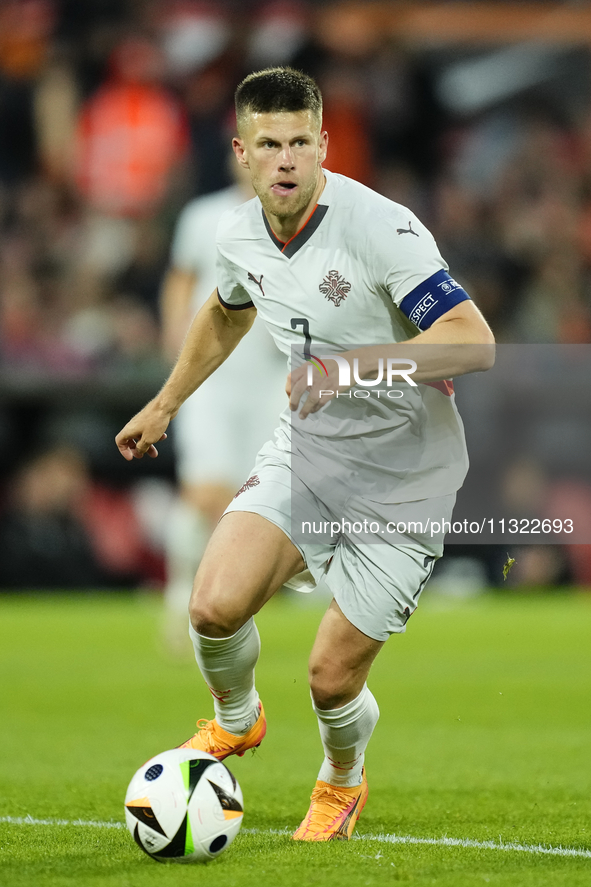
left=124, top=748, right=243, bottom=863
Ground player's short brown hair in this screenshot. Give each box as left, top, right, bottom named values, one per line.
left=235, top=67, right=322, bottom=134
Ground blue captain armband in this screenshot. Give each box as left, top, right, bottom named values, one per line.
left=399, top=270, right=470, bottom=331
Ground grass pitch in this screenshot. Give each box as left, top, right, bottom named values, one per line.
left=0, top=590, right=590, bottom=886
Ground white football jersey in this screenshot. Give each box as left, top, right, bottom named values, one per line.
left=215, top=169, right=472, bottom=503
left=171, top=185, right=283, bottom=385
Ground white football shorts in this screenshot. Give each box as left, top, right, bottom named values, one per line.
left=223, top=436, right=455, bottom=641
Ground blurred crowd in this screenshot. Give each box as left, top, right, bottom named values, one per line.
left=1, top=0, right=591, bottom=590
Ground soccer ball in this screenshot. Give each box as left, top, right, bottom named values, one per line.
left=124, top=748, right=243, bottom=863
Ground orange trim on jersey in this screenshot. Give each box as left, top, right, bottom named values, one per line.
left=276, top=204, right=319, bottom=252
left=425, top=380, right=454, bottom=396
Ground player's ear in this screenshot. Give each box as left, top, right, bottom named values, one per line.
left=233, top=137, right=249, bottom=169
left=318, top=130, right=328, bottom=164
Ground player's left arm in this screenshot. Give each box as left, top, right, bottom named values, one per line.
left=290, top=299, right=495, bottom=418
left=357, top=297, right=496, bottom=383
left=290, top=211, right=495, bottom=417
left=405, top=297, right=494, bottom=346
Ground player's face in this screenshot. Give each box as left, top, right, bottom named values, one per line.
left=233, top=110, right=328, bottom=223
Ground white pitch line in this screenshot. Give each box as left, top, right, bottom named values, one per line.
left=354, top=832, right=591, bottom=860
left=1, top=817, right=590, bottom=860
left=241, top=828, right=591, bottom=859
left=0, top=816, right=125, bottom=830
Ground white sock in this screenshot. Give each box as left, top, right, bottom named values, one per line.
left=189, top=618, right=261, bottom=735
left=164, top=498, right=209, bottom=616
left=314, top=685, right=379, bottom=788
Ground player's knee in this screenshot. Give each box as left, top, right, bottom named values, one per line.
left=188, top=596, right=241, bottom=638
left=308, top=659, right=354, bottom=710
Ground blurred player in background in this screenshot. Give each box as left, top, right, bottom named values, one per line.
left=160, top=159, right=285, bottom=653
left=117, top=68, right=494, bottom=842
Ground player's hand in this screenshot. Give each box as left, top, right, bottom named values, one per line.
left=115, top=401, right=171, bottom=461
left=287, top=360, right=350, bottom=419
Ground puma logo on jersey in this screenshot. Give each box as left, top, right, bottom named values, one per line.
left=396, top=221, right=419, bottom=237
left=319, top=270, right=351, bottom=307
left=248, top=272, right=265, bottom=296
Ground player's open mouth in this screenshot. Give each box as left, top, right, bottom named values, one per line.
left=271, top=182, right=297, bottom=195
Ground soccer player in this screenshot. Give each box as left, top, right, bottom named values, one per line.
left=160, top=162, right=285, bottom=653
left=116, top=68, right=495, bottom=841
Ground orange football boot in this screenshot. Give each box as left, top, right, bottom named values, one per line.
left=292, top=768, right=368, bottom=841
left=178, top=703, right=266, bottom=761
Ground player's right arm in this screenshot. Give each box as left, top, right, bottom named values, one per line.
left=115, top=290, right=256, bottom=460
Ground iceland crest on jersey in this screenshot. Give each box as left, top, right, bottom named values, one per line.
left=319, top=270, right=351, bottom=307
left=234, top=475, right=260, bottom=498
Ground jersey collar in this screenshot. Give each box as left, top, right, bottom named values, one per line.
left=260, top=169, right=332, bottom=259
